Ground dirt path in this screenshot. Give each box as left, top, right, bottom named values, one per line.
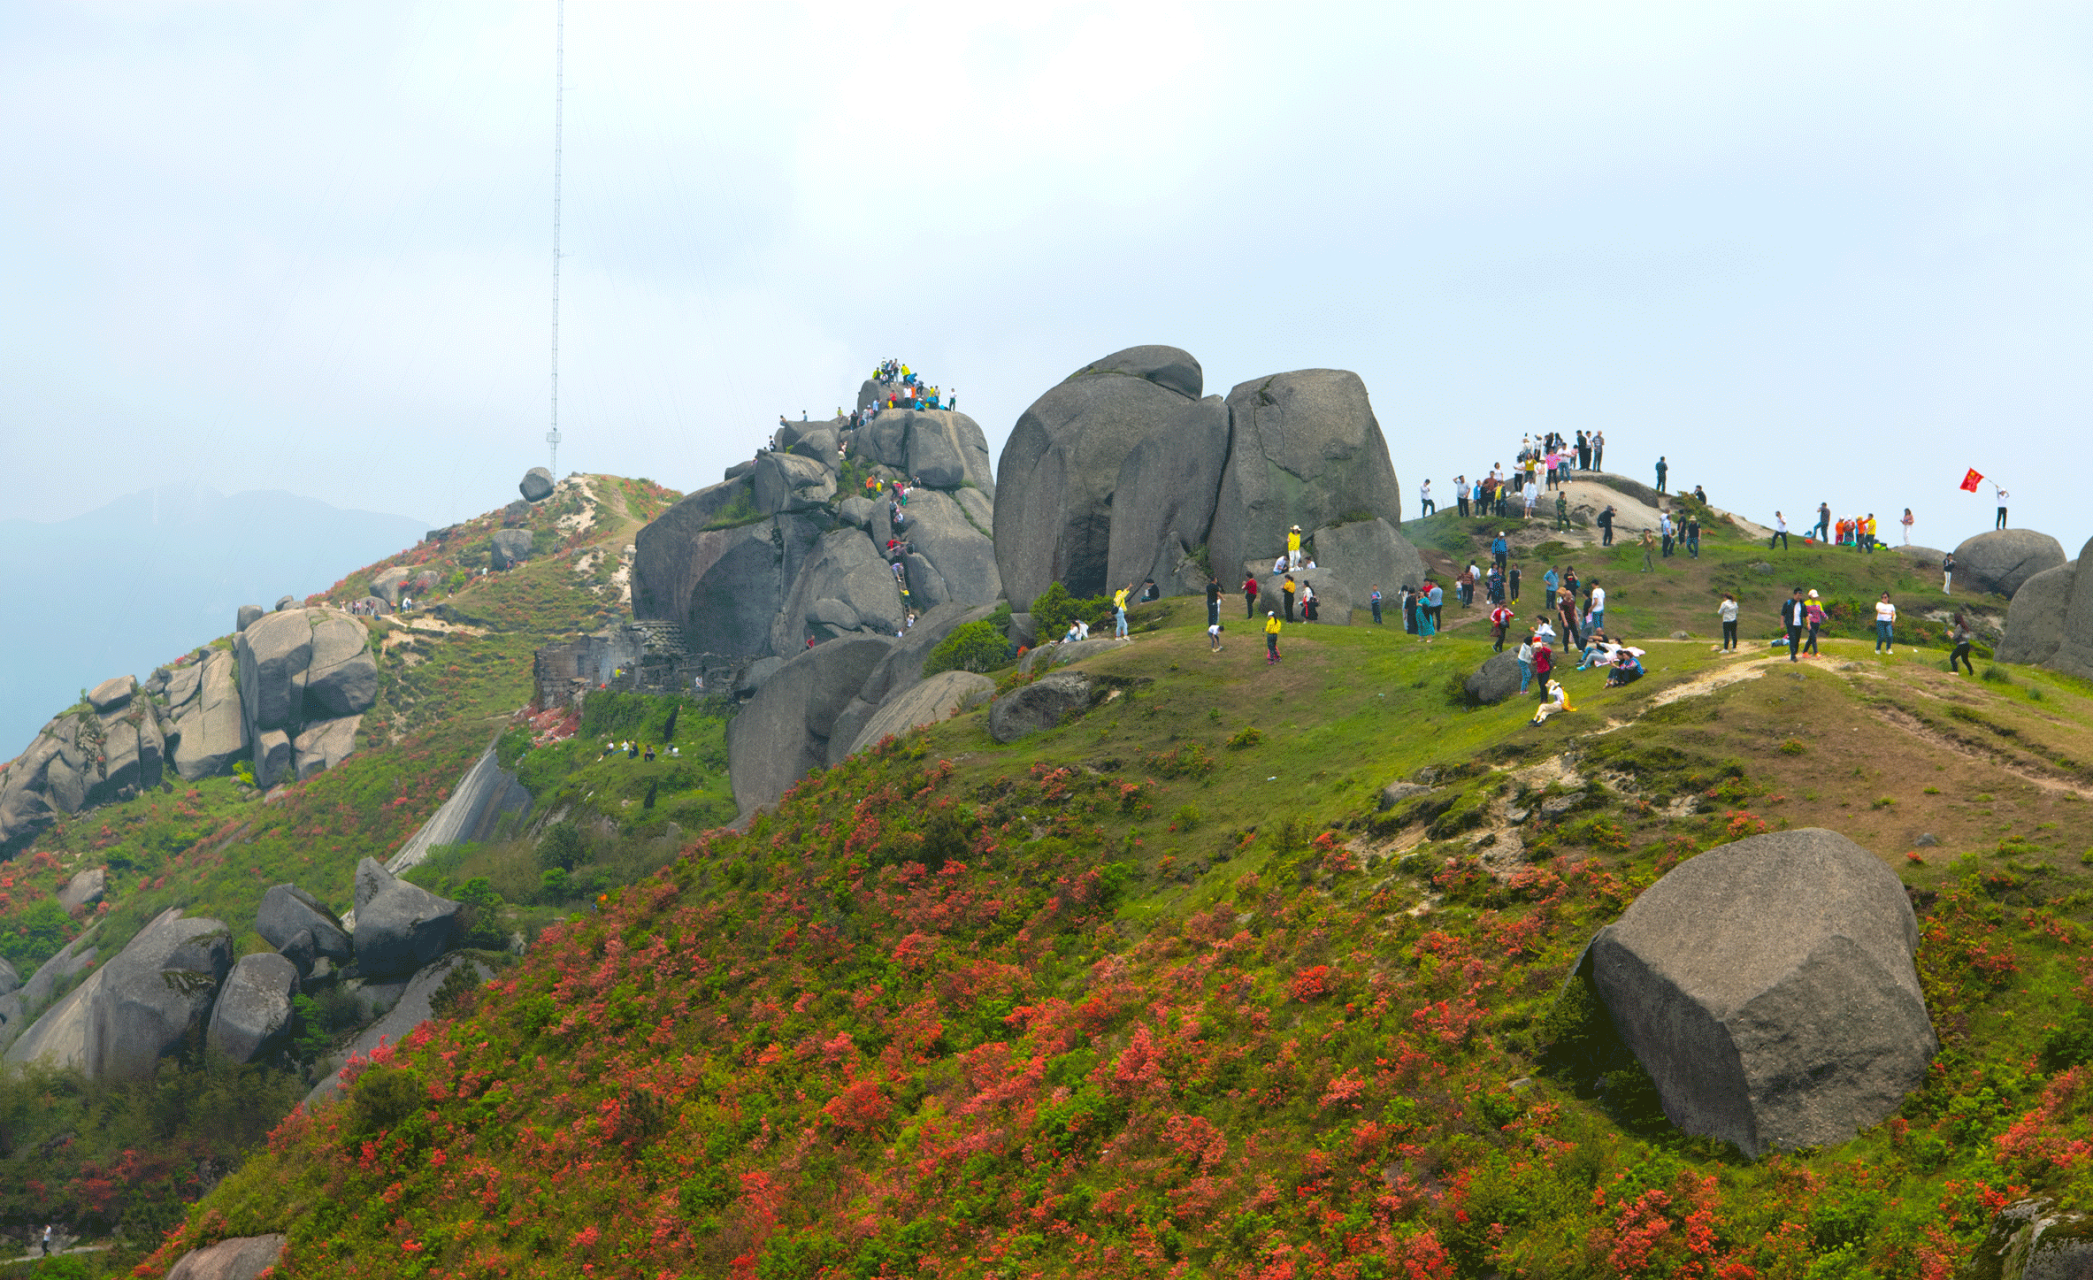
left=1866, top=704, right=2093, bottom=799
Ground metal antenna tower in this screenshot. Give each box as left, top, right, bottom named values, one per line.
left=546, top=0, right=565, bottom=476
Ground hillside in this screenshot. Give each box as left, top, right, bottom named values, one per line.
left=119, top=505, right=2093, bottom=1278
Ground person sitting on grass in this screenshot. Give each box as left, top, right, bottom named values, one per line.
left=1605, top=648, right=1646, bottom=688
left=1531, top=679, right=1575, bottom=725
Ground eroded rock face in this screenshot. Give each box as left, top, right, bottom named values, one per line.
left=1105, top=395, right=1229, bottom=597
left=1207, top=369, right=1405, bottom=584
left=206, top=952, right=299, bottom=1064
left=173, top=650, right=247, bottom=781
left=770, top=530, right=909, bottom=653
left=1953, top=529, right=2067, bottom=599
left=632, top=485, right=823, bottom=658
left=258, top=883, right=351, bottom=964
left=1998, top=561, right=2077, bottom=667
left=903, top=410, right=996, bottom=496
left=85, top=914, right=233, bottom=1081
left=237, top=611, right=314, bottom=742
left=995, top=346, right=1202, bottom=605
left=165, top=1233, right=287, bottom=1280
left=352, top=858, right=463, bottom=979
left=1582, top=828, right=1935, bottom=1158
left=726, top=637, right=894, bottom=815
left=989, top=672, right=1096, bottom=742
left=520, top=466, right=556, bottom=502
left=1961, top=1197, right=2093, bottom=1280
left=847, top=670, right=995, bottom=757
left=1305, top=518, right=1429, bottom=610
left=892, top=490, right=1000, bottom=611
left=490, top=527, right=534, bottom=570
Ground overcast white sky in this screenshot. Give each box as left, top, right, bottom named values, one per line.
left=3, top=3, right=2086, bottom=555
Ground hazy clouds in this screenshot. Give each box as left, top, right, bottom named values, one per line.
left=3, top=3, right=2088, bottom=551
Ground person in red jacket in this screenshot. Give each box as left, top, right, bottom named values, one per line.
left=1531, top=636, right=1554, bottom=695
left=1490, top=603, right=1513, bottom=653
left=1242, top=574, right=1260, bottom=618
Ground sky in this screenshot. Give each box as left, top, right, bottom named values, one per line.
left=2, top=2, right=2087, bottom=556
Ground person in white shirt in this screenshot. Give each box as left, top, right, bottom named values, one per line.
left=1716, top=592, right=1739, bottom=651
left=1771, top=512, right=1789, bottom=551
left=1587, top=584, right=1607, bottom=632
left=1419, top=479, right=1435, bottom=517
left=1874, top=593, right=1898, bottom=654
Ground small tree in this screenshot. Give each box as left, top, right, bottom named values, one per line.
left=924, top=621, right=1014, bottom=676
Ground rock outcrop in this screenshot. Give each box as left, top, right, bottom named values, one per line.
left=770, top=530, right=909, bottom=652
left=1998, top=561, right=2077, bottom=667
left=385, top=746, right=533, bottom=874
left=1306, top=517, right=1430, bottom=605
left=235, top=608, right=378, bottom=787
left=1962, top=1198, right=2093, bottom=1280
left=847, top=670, right=994, bottom=756
left=1104, top=395, right=1229, bottom=596
left=490, top=527, right=534, bottom=570
left=352, top=858, right=463, bottom=979
left=85, top=912, right=233, bottom=1081
left=172, top=650, right=248, bottom=781
left=1954, top=529, right=2067, bottom=599
left=165, top=1233, right=287, bottom=1280
left=727, top=637, right=894, bottom=815
left=305, top=954, right=493, bottom=1108
left=989, top=672, right=1097, bottom=742
left=1464, top=651, right=1525, bottom=705
left=258, top=883, right=352, bottom=966
left=57, top=867, right=105, bottom=911
left=206, top=952, right=299, bottom=1064
left=1579, top=828, right=1935, bottom=1157
left=520, top=466, right=556, bottom=502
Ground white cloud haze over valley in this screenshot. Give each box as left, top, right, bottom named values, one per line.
left=3, top=2, right=2088, bottom=552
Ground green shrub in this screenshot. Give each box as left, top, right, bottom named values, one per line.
left=1981, top=665, right=2013, bottom=685
left=923, top=621, right=1015, bottom=676
left=1029, top=583, right=1114, bottom=640
left=538, top=821, right=585, bottom=872
left=1226, top=726, right=1263, bottom=750
left=0, top=898, right=75, bottom=971
left=1172, top=804, right=1202, bottom=830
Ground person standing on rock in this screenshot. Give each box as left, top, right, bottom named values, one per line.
left=1576, top=430, right=1591, bottom=471
left=1994, top=483, right=2009, bottom=529
left=1598, top=505, right=1616, bottom=546
left=1265, top=611, right=1283, bottom=664
left=1370, top=585, right=1384, bottom=624
left=1901, top=507, right=1914, bottom=545
left=1655, top=456, right=1669, bottom=494
left=1455, top=476, right=1470, bottom=517
left=1114, top=584, right=1132, bottom=639
left=1874, top=593, right=1898, bottom=654
left=1950, top=614, right=1975, bottom=674
left=1418, top=481, right=1435, bottom=519
left=1243, top=573, right=1260, bottom=618
left=1287, top=524, right=1303, bottom=569
left=1716, top=592, right=1739, bottom=651
left=1685, top=514, right=1701, bottom=559
left=1770, top=512, right=1789, bottom=551
left=1942, top=551, right=1955, bottom=595
left=1592, top=430, right=1606, bottom=471
left=1804, top=590, right=1827, bottom=657
left=1782, top=587, right=1807, bottom=662
left=1207, top=576, right=1222, bottom=628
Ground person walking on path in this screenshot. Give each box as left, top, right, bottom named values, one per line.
left=1942, top=551, right=1955, bottom=595
left=1640, top=529, right=1657, bottom=572
left=1950, top=614, right=1976, bottom=674
left=1492, top=531, right=1509, bottom=572
left=1592, top=431, right=1605, bottom=471
left=1206, top=575, right=1221, bottom=628
left=1815, top=502, right=1831, bottom=542
left=1782, top=588, right=1807, bottom=662
left=1282, top=574, right=1297, bottom=622
left=1491, top=602, right=1513, bottom=651
left=1994, top=484, right=2009, bottom=530
left=1655, top=456, right=1668, bottom=494
left=1716, top=592, right=1739, bottom=651
left=1804, top=590, right=1827, bottom=656
left=1597, top=505, right=1616, bottom=546
left=1243, top=574, right=1260, bottom=618
left=1901, top=508, right=1914, bottom=545
left=1509, top=563, right=1522, bottom=602
left=42, top=1225, right=51, bottom=1257
left=1114, top=584, right=1132, bottom=639
left=1874, top=593, right=1898, bottom=654
left=1684, top=514, right=1701, bottom=559
left=1418, top=481, right=1435, bottom=518
left=1370, top=586, right=1384, bottom=624
left=1264, top=611, right=1283, bottom=664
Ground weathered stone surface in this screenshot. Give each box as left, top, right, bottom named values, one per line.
left=906, top=411, right=996, bottom=496
left=778, top=421, right=841, bottom=462
left=1378, top=782, right=1436, bottom=811
left=772, top=530, right=908, bottom=652
left=293, top=714, right=361, bottom=781
left=258, top=883, right=352, bottom=963
left=304, top=613, right=377, bottom=719
left=896, top=490, right=1000, bottom=609
left=2033, top=537, right=2093, bottom=682
left=1961, top=1197, right=2093, bottom=1280
left=1105, top=394, right=1228, bottom=595
left=855, top=603, right=1000, bottom=710
left=85, top=913, right=233, bottom=1080
left=87, top=675, right=135, bottom=712
left=165, top=1233, right=287, bottom=1280
left=1016, top=636, right=1126, bottom=675
left=371, top=565, right=410, bottom=605
left=275, top=595, right=297, bottom=611
left=1582, top=828, right=1935, bottom=1157
left=989, top=672, right=1095, bottom=742
left=164, top=660, right=204, bottom=712
left=520, top=466, right=556, bottom=502
left=994, top=346, right=1202, bottom=605
left=726, top=637, right=893, bottom=815
left=237, top=610, right=313, bottom=739
left=1307, top=517, right=1431, bottom=605
left=100, top=710, right=166, bottom=795
left=173, top=650, right=247, bottom=781
left=385, top=745, right=532, bottom=874
left=1270, top=574, right=1354, bottom=626
left=0, top=958, right=16, bottom=1000
left=1896, top=544, right=1946, bottom=567
left=1953, top=529, right=2067, bottom=600
left=848, top=671, right=995, bottom=757
left=236, top=604, right=265, bottom=632
left=353, top=857, right=463, bottom=979
left=1465, top=652, right=1525, bottom=705
left=1208, top=369, right=1405, bottom=583
left=255, top=729, right=293, bottom=790
left=206, top=952, right=298, bottom=1064
left=489, top=527, right=534, bottom=570
left=724, top=458, right=758, bottom=481
left=752, top=452, right=836, bottom=515
left=57, top=867, right=105, bottom=912
left=1998, top=562, right=2077, bottom=667
left=632, top=483, right=823, bottom=658
left=836, top=496, right=877, bottom=529
left=735, top=656, right=784, bottom=698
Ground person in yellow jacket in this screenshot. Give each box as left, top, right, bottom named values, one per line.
left=1113, top=584, right=1132, bottom=639
left=1287, top=524, right=1303, bottom=569
left=1264, top=611, right=1283, bottom=665
left=1531, top=678, right=1575, bottom=725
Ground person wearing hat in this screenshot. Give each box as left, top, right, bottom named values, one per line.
left=1287, top=524, right=1304, bottom=569
left=1804, top=589, right=1827, bottom=656
left=1264, top=610, right=1283, bottom=664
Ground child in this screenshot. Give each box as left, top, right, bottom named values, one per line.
left=1208, top=620, right=1223, bottom=652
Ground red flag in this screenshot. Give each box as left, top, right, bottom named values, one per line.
left=1959, top=468, right=1983, bottom=493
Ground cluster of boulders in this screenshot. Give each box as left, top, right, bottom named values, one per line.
left=0, top=859, right=464, bottom=1079
left=0, top=604, right=378, bottom=851
left=1983, top=530, right=2093, bottom=676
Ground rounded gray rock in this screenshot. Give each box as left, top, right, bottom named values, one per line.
left=352, top=857, right=463, bottom=979
left=236, top=610, right=314, bottom=739
left=206, top=952, right=299, bottom=1064
left=258, top=882, right=352, bottom=963
left=1105, top=394, right=1229, bottom=596
left=847, top=670, right=995, bottom=757
left=165, top=1233, right=286, bottom=1280
left=519, top=466, right=555, bottom=502
left=1582, top=827, right=1935, bottom=1158
left=84, top=913, right=232, bottom=1081
left=726, top=637, right=895, bottom=816
left=988, top=672, right=1096, bottom=742
left=1464, top=651, right=1525, bottom=705
left=1952, top=529, right=2067, bottom=599
left=236, top=604, right=265, bottom=632
left=1997, top=561, right=2076, bottom=666
left=489, top=527, right=534, bottom=570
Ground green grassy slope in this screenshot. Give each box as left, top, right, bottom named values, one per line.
left=127, top=543, right=2093, bottom=1278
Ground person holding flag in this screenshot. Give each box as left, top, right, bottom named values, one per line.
left=1961, top=469, right=2007, bottom=529
left=1994, top=483, right=2009, bottom=530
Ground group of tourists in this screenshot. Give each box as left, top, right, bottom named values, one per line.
left=598, top=740, right=681, bottom=762
left=1418, top=430, right=1617, bottom=525
left=865, top=358, right=952, bottom=413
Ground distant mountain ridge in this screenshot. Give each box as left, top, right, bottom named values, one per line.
left=0, top=483, right=425, bottom=757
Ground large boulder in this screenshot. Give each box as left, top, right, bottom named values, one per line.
left=57, top=867, right=106, bottom=912
left=87, top=675, right=135, bottom=712
left=173, top=650, right=247, bottom=781
left=1997, top=562, right=2077, bottom=667
left=994, top=346, right=1203, bottom=605
left=894, top=490, right=1001, bottom=611
left=632, top=483, right=823, bottom=658
left=293, top=714, right=361, bottom=780
left=988, top=672, right=1096, bottom=743
left=257, top=883, right=352, bottom=963
left=1581, top=828, right=1935, bottom=1157
left=489, top=527, right=534, bottom=570
left=352, top=858, right=463, bottom=979
left=206, top=952, right=299, bottom=1064
left=371, top=566, right=410, bottom=606
left=255, top=729, right=293, bottom=790
left=1017, top=636, right=1127, bottom=675
left=1953, top=529, right=2067, bottom=599
left=84, top=913, right=233, bottom=1081
left=165, top=1234, right=287, bottom=1280
left=726, top=637, right=894, bottom=815
left=770, top=530, right=909, bottom=652
left=1105, top=395, right=1229, bottom=595
left=101, top=710, right=167, bottom=796
left=303, top=613, right=377, bottom=719
left=520, top=466, right=556, bottom=502
left=236, top=610, right=314, bottom=740
left=1464, top=651, right=1525, bottom=705
left=1207, top=370, right=1405, bottom=582
left=905, top=411, right=996, bottom=496
left=846, top=670, right=995, bottom=757
left=1961, top=1198, right=2093, bottom=1280
left=236, top=604, right=265, bottom=632
left=752, top=452, right=836, bottom=515
left=1306, top=517, right=1430, bottom=607
left=778, top=420, right=841, bottom=462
